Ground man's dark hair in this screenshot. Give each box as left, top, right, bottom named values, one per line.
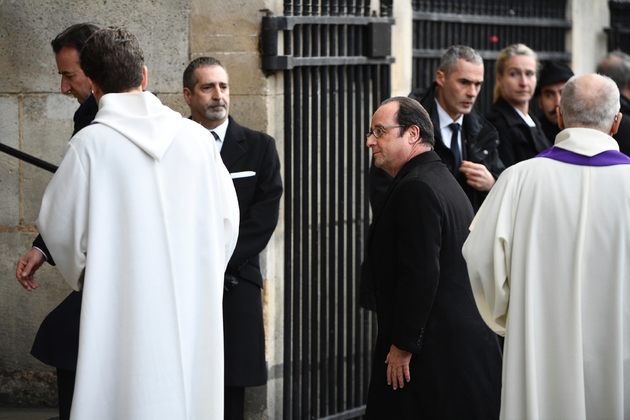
left=80, top=27, right=144, bottom=94
left=51, top=23, right=100, bottom=54
left=183, top=57, right=226, bottom=90
left=381, top=96, right=435, bottom=148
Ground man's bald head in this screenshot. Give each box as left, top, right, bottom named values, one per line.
left=559, top=73, right=620, bottom=133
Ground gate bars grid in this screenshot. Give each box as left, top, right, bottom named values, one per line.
left=262, top=1, right=393, bottom=418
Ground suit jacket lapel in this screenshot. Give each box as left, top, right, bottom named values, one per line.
left=221, top=117, right=248, bottom=170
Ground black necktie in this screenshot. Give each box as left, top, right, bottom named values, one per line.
left=449, top=122, right=461, bottom=173
left=210, top=131, right=219, bottom=141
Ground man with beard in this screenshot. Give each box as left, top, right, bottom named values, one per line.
left=535, top=61, right=574, bottom=143
left=183, top=57, right=283, bottom=420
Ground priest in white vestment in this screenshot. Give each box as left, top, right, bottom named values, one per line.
left=35, top=28, right=239, bottom=419
left=463, top=73, right=630, bottom=420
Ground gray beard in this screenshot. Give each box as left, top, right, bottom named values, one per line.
left=205, top=107, right=227, bottom=121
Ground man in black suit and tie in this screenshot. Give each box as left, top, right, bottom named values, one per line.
left=183, top=57, right=283, bottom=420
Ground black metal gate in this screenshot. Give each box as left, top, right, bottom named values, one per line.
left=607, top=1, right=630, bottom=53
left=262, top=1, right=393, bottom=419
left=412, top=0, right=572, bottom=115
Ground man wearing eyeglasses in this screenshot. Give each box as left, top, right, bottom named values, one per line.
left=409, top=45, right=504, bottom=212
left=363, top=96, right=502, bottom=419
left=359, top=45, right=504, bottom=312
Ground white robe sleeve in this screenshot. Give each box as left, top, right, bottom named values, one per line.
left=215, top=145, right=240, bottom=268
left=462, top=170, right=516, bottom=336
left=36, top=141, right=89, bottom=291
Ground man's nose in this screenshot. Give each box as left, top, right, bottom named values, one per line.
left=554, top=93, right=562, bottom=106
left=60, top=77, right=71, bottom=94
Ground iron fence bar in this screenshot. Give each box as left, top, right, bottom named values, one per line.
left=0, top=142, right=58, bottom=173
left=412, top=49, right=571, bottom=62
left=413, top=11, right=570, bottom=27
left=263, top=56, right=395, bottom=70
left=319, top=26, right=331, bottom=419
left=282, top=67, right=294, bottom=420
left=268, top=15, right=394, bottom=30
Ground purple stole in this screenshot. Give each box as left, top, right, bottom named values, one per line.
left=537, top=146, right=630, bottom=166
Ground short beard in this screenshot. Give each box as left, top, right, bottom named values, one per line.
left=205, top=105, right=227, bottom=121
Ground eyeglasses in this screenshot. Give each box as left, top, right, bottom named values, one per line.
left=365, top=125, right=405, bottom=139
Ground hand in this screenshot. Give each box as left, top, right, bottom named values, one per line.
left=459, top=160, right=496, bottom=192
left=15, top=248, right=46, bottom=291
left=385, top=344, right=412, bottom=390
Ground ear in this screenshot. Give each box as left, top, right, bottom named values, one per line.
left=436, top=69, right=446, bottom=87
left=141, top=66, right=149, bottom=90
left=89, top=78, right=104, bottom=104
left=556, top=107, right=565, bottom=130
left=407, top=124, right=421, bottom=144
left=183, top=87, right=192, bottom=105
left=610, top=112, right=622, bottom=136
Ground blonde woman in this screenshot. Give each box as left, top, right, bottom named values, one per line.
left=486, top=44, right=551, bottom=167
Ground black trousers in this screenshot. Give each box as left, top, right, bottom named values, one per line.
left=56, top=368, right=76, bottom=420
left=224, top=385, right=245, bottom=420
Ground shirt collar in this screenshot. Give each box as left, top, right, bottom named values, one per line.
left=209, top=118, right=229, bottom=142
left=554, top=127, right=620, bottom=156
left=510, top=104, right=537, bottom=127
left=435, top=99, right=464, bottom=129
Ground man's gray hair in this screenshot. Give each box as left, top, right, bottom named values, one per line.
left=438, top=45, right=483, bottom=77
left=560, top=74, right=620, bottom=132
left=596, top=51, right=630, bottom=91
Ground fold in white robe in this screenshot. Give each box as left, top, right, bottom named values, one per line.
left=463, top=128, right=630, bottom=420
left=37, top=92, right=239, bottom=419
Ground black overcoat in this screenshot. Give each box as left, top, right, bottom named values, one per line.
left=364, top=151, right=502, bottom=419
left=486, top=96, right=551, bottom=167
left=221, top=116, right=282, bottom=387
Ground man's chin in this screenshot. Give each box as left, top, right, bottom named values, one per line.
left=205, top=110, right=227, bottom=121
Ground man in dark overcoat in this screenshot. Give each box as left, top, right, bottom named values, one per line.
left=364, top=96, right=502, bottom=419
left=183, top=57, right=283, bottom=420
left=15, top=23, right=100, bottom=420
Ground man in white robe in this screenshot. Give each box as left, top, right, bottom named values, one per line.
left=33, top=27, right=239, bottom=419
left=463, top=73, right=630, bottom=420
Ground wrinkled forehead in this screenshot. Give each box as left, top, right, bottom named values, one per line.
left=195, top=65, right=229, bottom=85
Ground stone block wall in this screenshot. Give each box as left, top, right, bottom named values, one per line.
left=0, top=0, right=285, bottom=417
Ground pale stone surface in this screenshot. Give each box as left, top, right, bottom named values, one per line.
left=0, top=96, right=19, bottom=226
left=155, top=92, right=190, bottom=117
left=0, top=0, right=189, bottom=94
left=21, top=95, right=71, bottom=225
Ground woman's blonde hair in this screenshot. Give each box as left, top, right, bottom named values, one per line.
left=493, top=43, right=538, bottom=102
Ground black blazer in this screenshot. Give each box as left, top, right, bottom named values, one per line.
left=365, top=152, right=501, bottom=419
left=220, top=116, right=282, bottom=387
left=487, top=96, right=552, bottom=168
